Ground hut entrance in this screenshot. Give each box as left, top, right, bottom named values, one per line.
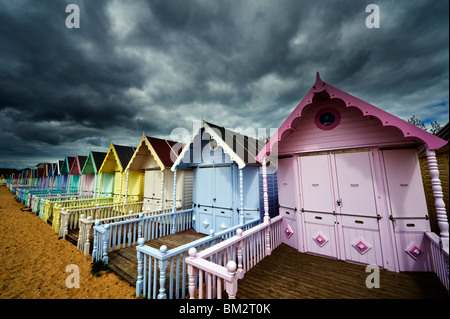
left=298, top=149, right=385, bottom=267
left=195, top=165, right=233, bottom=235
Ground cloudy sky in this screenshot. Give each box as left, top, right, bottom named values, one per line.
left=0, top=0, right=448, bottom=169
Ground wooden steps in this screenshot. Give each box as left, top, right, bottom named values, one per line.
left=106, top=229, right=206, bottom=288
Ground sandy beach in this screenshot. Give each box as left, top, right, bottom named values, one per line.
left=0, top=186, right=136, bottom=299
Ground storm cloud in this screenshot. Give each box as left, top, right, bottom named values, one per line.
left=0, top=0, right=448, bottom=169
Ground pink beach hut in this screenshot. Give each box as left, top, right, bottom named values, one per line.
left=256, top=73, right=448, bottom=273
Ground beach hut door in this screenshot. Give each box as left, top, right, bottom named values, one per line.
left=144, top=169, right=162, bottom=212
left=382, top=149, right=431, bottom=271
left=196, top=166, right=232, bottom=234
left=299, top=151, right=384, bottom=266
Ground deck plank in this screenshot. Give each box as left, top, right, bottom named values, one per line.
left=234, top=244, right=448, bottom=299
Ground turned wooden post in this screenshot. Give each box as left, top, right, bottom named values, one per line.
left=124, top=170, right=130, bottom=204
left=239, top=168, right=244, bottom=224
left=262, top=156, right=272, bottom=256
left=102, top=224, right=110, bottom=264
left=92, top=221, right=100, bottom=262
left=137, top=213, right=144, bottom=239
left=160, top=169, right=165, bottom=210
left=171, top=169, right=177, bottom=234
left=225, top=261, right=238, bottom=299
left=84, top=215, right=93, bottom=255
left=236, top=228, right=244, bottom=279
left=426, top=147, right=449, bottom=250
left=187, top=247, right=198, bottom=299
left=158, top=245, right=168, bottom=299
left=136, top=238, right=145, bottom=297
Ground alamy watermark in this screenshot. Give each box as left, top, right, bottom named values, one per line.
left=65, top=4, right=80, bottom=29
left=65, top=264, right=80, bottom=288
left=365, top=4, right=380, bottom=29
left=365, top=264, right=380, bottom=288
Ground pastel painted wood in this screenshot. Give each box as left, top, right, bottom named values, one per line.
left=81, top=150, right=107, bottom=197
left=257, top=73, right=448, bottom=272
left=98, top=143, right=136, bottom=203
left=125, top=134, right=193, bottom=211
left=171, top=119, right=277, bottom=235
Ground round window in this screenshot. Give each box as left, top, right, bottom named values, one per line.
left=315, top=109, right=340, bottom=130
left=209, top=139, right=219, bottom=151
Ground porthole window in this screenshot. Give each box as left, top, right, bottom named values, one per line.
left=209, top=139, right=219, bottom=152
left=315, top=108, right=340, bottom=130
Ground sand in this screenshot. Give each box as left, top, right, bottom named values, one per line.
left=0, top=186, right=137, bottom=299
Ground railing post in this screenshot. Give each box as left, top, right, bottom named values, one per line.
left=102, top=224, right=110, bottom=264
left=426, top=147, right=449, bottom=251
left=84, top=216, right=93, bottom=255
left=77, top=214, right=86, bottom=252
left=171, top=168, right=177, bottom=234
left=136, top=238, right=145, bottom=297
left=138, top=213, right=144, bottom=239
left=160, top=169, right=165, bottom=210
left=236, top=229, right=244, bottom=279
left=187, top=248, right=198, bottom=299
left=92, top=221, right=100, bottom=262
left=262, top=156, right=272, bottom=256
left=225, top=261, right=237, bottom=299
left=239, top=168, right=244, bottom=224
left=59, top=209, right=70, bottom=238
left=158, top=245, right=168, bottom=299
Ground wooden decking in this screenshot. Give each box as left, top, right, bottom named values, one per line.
left=235, top=244, right=448, bottom=299
left=62, top=226, right=448, bottom=299
left=106, top=229, right=207, bottom=287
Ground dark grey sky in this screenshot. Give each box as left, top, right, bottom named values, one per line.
left=0, top=0, right=448, bottom=169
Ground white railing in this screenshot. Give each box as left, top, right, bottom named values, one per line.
left=185, top=215, right=282, bottom=299
left=426, top=232, right=449, bottom=292
left=92, top=208, right=193, bottom=264
left=77, top=206, right=171, bottom=255
left=135, top=218, right=261, bottom=299
left=59, top=201, right=145, bottom=238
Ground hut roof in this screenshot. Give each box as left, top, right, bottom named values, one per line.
left=99, top=143, right=136, bottom=173
left=171, top=119, right=263, bottom=170
left=126, top=134, right=182, bottom=171
left=256, top=73, right=448, bottom=162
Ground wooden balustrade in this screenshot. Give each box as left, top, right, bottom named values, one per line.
left=135, top=218, right=261, bottom=299
left=42, top=196, right=114, bottom=223
left=185, top=215, right=282, bottom=299
left=92, top=208, right=193, bottom=264
left=77, top=207, right=171, bottom=255
left=59, top=201, right=145, bottom=239
left=426, top=232, right=449, bottom=292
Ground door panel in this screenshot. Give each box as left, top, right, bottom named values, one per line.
left=298, top=150, right=383, bottom=265
left=299, top=155, right=335, bottom=214
left=334, top=151, right=383, bottom=266
left=280, top=208, right=299, bottom=249
left=214, top=166, right=232, bottom=208
left=215, top=208, right=232, bottom=232
left=144, top=170, right=161, bottom=211
left=299, top=154, right=339, bottom=258
left=196, top=167, right=214, bottom=206
left=382, top=149, right=431, bottom=271
left=199, top=208, right=213, bottom=233
left=334, top=152, right=377, bottom=217
left=278, top=157, right=297, bottom=209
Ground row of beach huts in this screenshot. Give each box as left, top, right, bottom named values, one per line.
left=3, top=74, right=449, bottom=298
